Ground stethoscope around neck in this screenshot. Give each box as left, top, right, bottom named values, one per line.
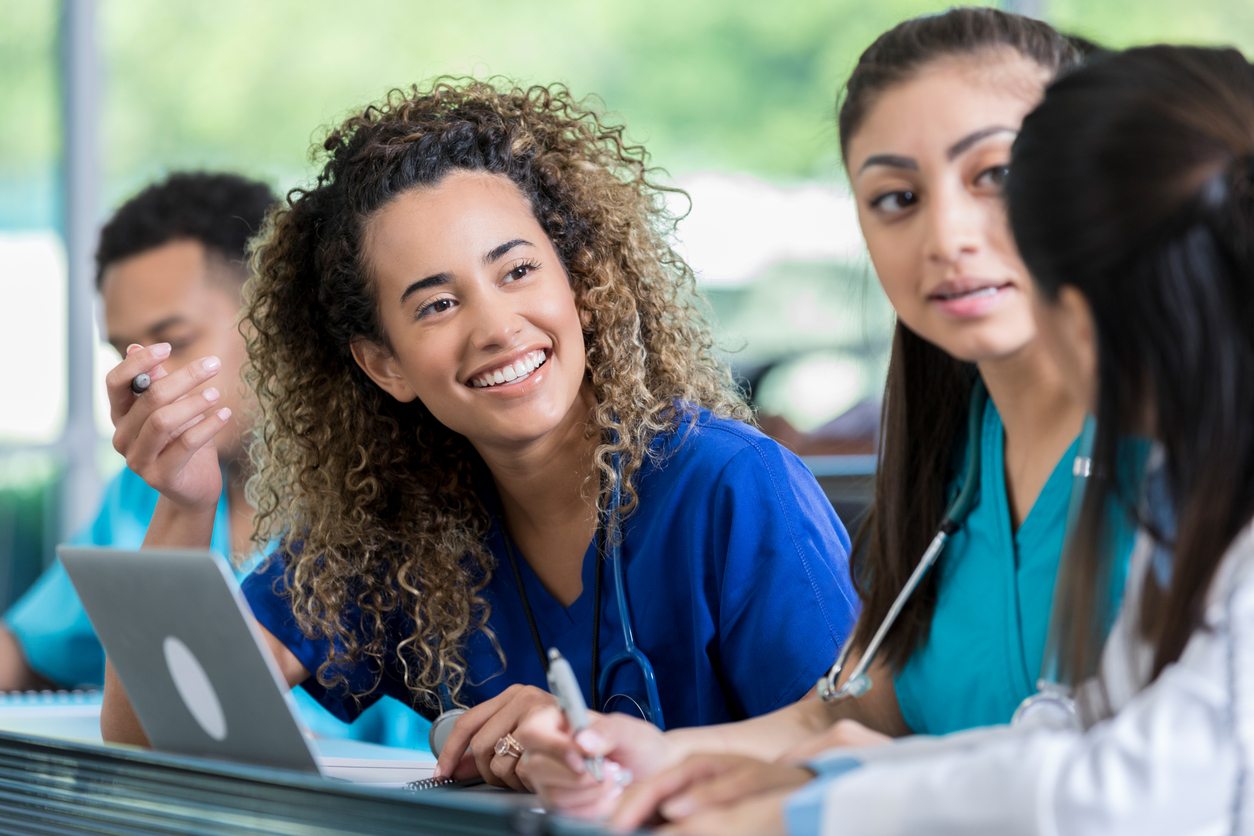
left=493, top=455, right=667, bottom=730
left=816, top=379, right=1091, bottom=730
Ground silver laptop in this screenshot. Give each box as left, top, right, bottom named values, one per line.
left=58, top=546, right=434, bottom=786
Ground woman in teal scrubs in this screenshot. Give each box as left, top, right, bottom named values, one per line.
left=514, top=8, right=1141, bottom=820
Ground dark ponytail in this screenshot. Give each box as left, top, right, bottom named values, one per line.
left=1008, top=45, right=1254, bottom=686
left=841, top=7, right=1082, bottom=669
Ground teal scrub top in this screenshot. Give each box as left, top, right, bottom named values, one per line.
left=893, top=397, right=1136, bottom=735
left=4, top=467, right=430, bottom=750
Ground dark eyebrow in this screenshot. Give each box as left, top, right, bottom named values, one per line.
left=483, top=238, right=533, bottom=266
left=857, top=154, right=918, bottom=176
left=106, top=315, right=190, bottom=354
left=144, top=315, right=188, bottom=334
left=946, top=126, right=1017, bottom=160
left=399, top=272, right=451, bottom=305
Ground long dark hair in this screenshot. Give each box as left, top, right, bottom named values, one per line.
left=840, top=8, right=1082, bottom=668
left=1009, top=46, right=1254, bottom=686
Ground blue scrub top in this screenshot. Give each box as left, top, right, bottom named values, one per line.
left=3, top=467, right=430, bottom=748
left=243, top=407, right=859, bottom=728
left=893, top=397, right=1139, bottom=735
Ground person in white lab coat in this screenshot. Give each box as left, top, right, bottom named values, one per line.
left=605, top=44, right=1254, bottom=835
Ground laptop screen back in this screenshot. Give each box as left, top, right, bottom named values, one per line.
left=59, top=546, right=320, bottom=773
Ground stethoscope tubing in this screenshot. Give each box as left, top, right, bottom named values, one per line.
left=598, top=455, right=666, bottom=729
left=818, top=379, right=989, bottom=703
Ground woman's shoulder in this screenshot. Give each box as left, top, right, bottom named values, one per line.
left=647, top=405, right=818, bottom=496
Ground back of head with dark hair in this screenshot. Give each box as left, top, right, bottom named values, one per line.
left=94, top=171, right=275, bottom=289
left=840, top=7, right=1083, bottom=670
left=1008, top=45, right=1254, bottom=689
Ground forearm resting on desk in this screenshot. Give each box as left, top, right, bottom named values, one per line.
left=669, top=657, right=911, bottom=764
left=102, top=660, right=149, bottom=746
left=0, top=627, right=56, bottom=692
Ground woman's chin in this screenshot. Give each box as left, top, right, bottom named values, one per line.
left=919, top=314, right=1037, bottom=365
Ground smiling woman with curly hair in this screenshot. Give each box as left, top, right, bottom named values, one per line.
left=98, top=78, right=857, bottom=789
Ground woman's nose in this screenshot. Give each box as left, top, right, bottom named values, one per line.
left=467, top=291, right=523, bottom=351
left=925, top=186, right=983, bottom=266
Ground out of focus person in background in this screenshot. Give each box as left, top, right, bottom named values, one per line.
left=0, top=171, right=427, bottom=748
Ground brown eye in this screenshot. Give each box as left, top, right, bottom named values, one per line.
left=417, top=297, right=456, bottom=319
left=506, top=262, right=537, bottom=282
left=977, top=165, right=1010, bottom=188
left=870, top=190, right=917, bottom=213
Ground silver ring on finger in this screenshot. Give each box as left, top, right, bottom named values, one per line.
left=494, top=733, right=524, bottom=759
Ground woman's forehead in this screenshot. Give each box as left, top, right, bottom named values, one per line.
left=847, top=54, right=1048, bottom=172
left=364, top=173, right=544, bottom=281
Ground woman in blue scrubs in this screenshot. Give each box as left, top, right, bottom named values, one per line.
left=516, top=9, right=1139, bottom=822
left=96, top=80, right=858, bottom=790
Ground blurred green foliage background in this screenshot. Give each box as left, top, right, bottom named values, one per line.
left=5, top=0, right=1254, bottom=216
left=0, top=0, right=1252, bottom=607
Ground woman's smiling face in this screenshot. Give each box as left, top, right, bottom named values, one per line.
left=846, top=52, right=1050, bottom=363
left=353, top=170, right=589, bottom=451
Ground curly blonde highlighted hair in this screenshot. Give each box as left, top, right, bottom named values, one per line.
left=243, top=78, right=749, bottom=709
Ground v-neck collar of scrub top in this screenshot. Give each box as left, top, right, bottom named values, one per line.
left=488, top=516, right=600, bottom=640
left=980, top=397, right=1078, bottom=696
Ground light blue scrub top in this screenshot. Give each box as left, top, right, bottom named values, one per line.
left=4, top=467, right=430, bottom=748
left=893, top=397, right=1135, bottom=735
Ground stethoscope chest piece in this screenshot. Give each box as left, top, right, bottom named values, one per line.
left=429, top=708, right=466, bottom=758
left=1011, top=681, right=1081, bottom=731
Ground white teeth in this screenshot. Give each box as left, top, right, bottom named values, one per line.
left=941, top=286, right=1000, bottom=300
left=471, top=350, right=548, bottom=389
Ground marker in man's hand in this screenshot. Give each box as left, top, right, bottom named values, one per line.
left=125, top=344, right=152, bottom=395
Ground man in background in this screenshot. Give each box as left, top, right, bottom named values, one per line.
left=0, top=172, right=427, bottom=748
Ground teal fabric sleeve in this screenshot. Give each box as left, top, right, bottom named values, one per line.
left=6, top=469, right=164, bottom=686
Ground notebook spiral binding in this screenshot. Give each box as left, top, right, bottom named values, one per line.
left=405, top=776, right=486, bottom=791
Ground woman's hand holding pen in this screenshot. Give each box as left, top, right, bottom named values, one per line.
left=515, top=707, right=676, bottom=819
left=105, top=343, right=229, bottom=514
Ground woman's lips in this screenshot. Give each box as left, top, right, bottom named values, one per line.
left=928, top=282, right=1013, bottom=318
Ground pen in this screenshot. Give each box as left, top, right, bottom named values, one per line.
left=131, top=373, right=151, bottom=395
left=545, top=648, right=605, bottom=782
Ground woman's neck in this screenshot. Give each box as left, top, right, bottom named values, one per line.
left=472, top=382, right=601, bottom=606
left=978, top=339, right=1085, bottom=530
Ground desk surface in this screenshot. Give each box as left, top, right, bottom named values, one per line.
left=0, top=730, right=603, bottom=836
left=0, top=693, right=600, bottom=835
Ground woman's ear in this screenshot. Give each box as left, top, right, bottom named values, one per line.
left=350, top=338, right=418, bottom=403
